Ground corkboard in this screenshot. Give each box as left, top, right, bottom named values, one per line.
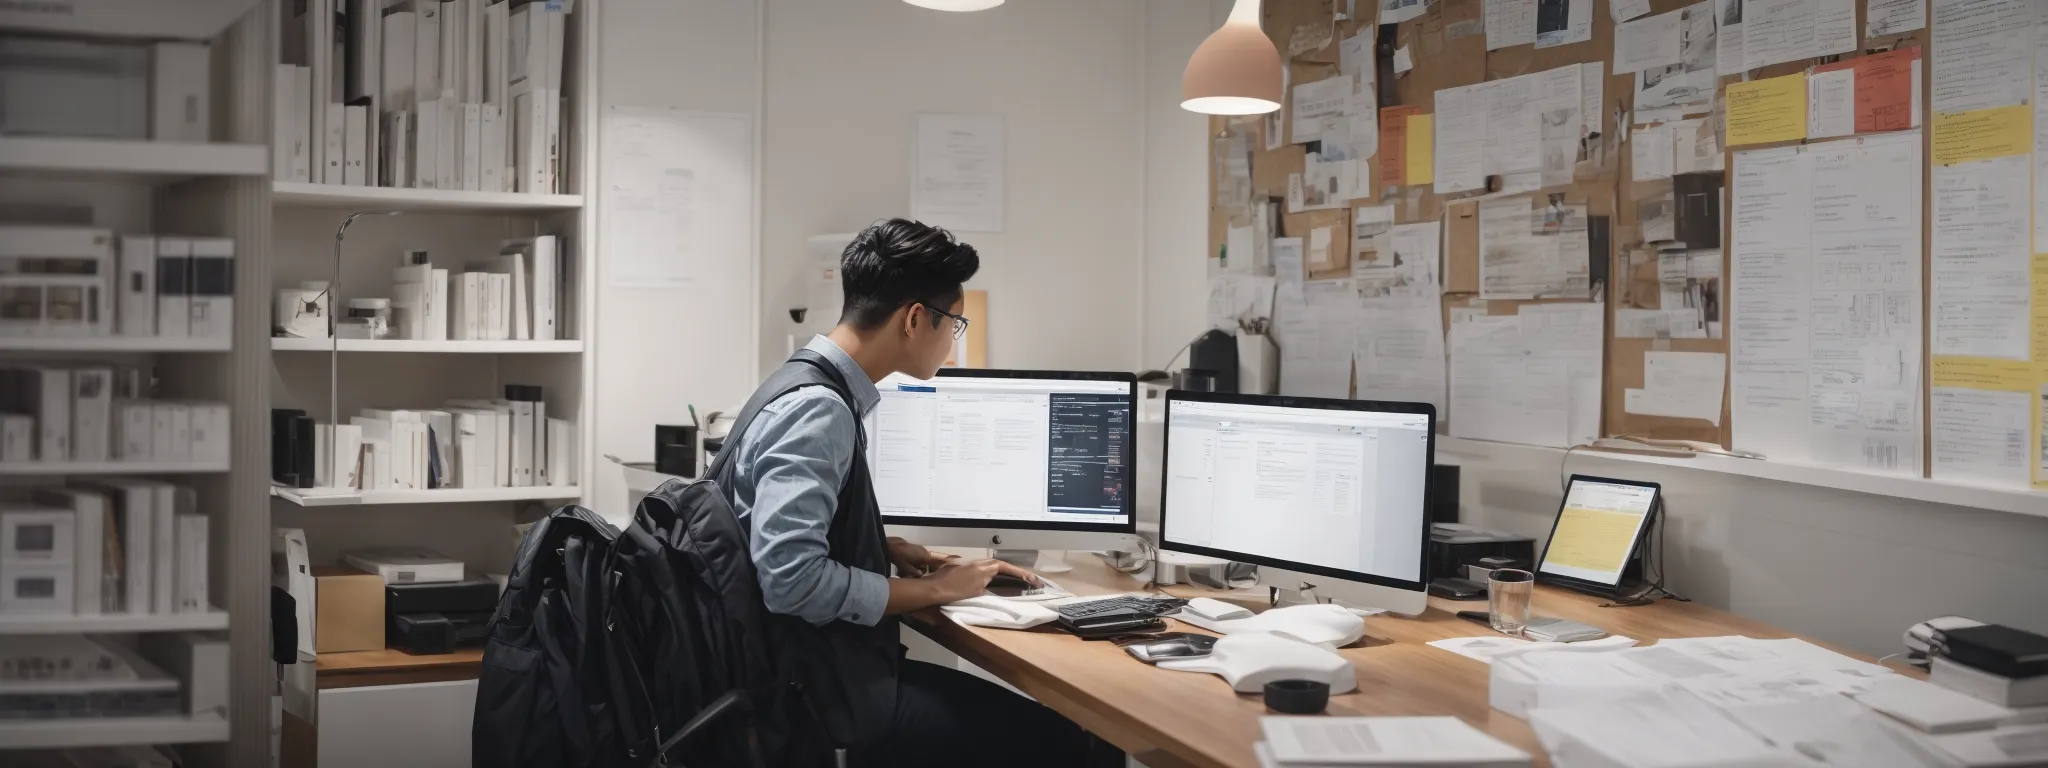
left=1208, top=0, right=1925, bottom=451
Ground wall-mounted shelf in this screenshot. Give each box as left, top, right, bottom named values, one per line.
left=0, top=713, right=229, bottom=750
left=1439, top=437, right=2048, bottom=520
left=271, top=485, right=582, bottom=507
left=272, top=181, right=584, bottom=212
left=0, top=609, right=228, bottom=635
left=0, top=136, right=269, bottom=181
left=0, top=459, right=232, bottom=476
left=0, top=336, right=234, bottom=353
left=271, top=338, right=584, bottom=354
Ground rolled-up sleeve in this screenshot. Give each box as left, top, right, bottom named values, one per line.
left=737, top=389, right=890, bottom=627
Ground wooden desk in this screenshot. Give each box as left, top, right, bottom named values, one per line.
left=903, top=556, right=1911, bottom=768
left=315, top=647, right=483, bottom=690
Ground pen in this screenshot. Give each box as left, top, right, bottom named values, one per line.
left=688, top=404, right=700, bottom=429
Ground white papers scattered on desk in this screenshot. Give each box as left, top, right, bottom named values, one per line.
left=1260, top=716, right=1533, bottom=767
left=1854, top=675, right=2021, bottom=734
left=1428, top=635, right=1638, bottom=665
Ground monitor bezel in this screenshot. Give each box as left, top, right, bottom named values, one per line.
left=1157, top=389, right=1436, bottom=595
left=1535, top=474, right=1663, bottom=594
left=872, top=368, right=1140, bottom=535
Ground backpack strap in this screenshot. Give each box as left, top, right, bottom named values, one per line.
left=706, top=349, right=866, bottom=483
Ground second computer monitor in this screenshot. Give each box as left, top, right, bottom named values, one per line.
left=867, top=369, right=1141, bottom=552
left=1159, top=391, right=1435, bottom=615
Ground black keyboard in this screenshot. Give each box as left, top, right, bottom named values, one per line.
left=1052, top=596, right=1188, bottom=620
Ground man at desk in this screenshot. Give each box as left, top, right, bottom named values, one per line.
left=720, top=217, right=1116, bottom=767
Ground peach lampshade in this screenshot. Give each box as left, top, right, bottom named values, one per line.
left=1182, top=0, right=1282, bottom=115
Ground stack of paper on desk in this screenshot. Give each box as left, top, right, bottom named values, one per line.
left=1428, top=635, right=1638, bottom=665
left=1491, top=636, right=1894, bottom=718
left=1257, top=716, right=1532, bottom=767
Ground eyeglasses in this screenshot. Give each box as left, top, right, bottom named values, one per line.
left=923, top=305, right=971, bottom=340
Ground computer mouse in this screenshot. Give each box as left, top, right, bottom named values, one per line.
left=1184, top=597, right=1254, bottom=621
left=1234, top=604, right=1366, bottom=648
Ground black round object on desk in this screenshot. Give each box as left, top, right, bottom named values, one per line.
left=1263, top=679, right=1330, bottom=714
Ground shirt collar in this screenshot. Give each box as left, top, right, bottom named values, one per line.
left=804, top=335, right=881, bottom=416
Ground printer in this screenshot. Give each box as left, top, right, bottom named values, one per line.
left=386, top=578, right=500, bottom=655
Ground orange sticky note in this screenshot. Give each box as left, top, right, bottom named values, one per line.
left=1814, top=47, right=1921, bottom=134
left=1380, top=105, right=1421, bottom=187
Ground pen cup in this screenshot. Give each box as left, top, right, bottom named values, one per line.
left=1487, top=569, right=1534, bottom=637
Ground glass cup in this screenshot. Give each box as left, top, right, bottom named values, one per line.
left=1487, top=569, right=1535, bottom=636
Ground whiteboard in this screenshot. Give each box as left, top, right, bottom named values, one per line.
left=599, top=107, right=753, bottom=289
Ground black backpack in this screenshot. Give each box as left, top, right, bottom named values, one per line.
left=474, top=489, right=828, bottom=768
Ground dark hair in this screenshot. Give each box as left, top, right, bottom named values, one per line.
left=838, top=218, right=980, bottom=330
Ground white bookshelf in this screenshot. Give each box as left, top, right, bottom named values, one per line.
left=271, top=337, right=584, bottom=353
left=0, top=136, right=269, bottom=181
left=273, top=181, right=584, bottom=212
left=272, top=485, right=583, bottom=507
left=0, top=336, right=235, bottom=353
left=0, top=713, right=231, bottom=750
left=0, top=459, right=232, bottom=476
left=0, top=609, right=229, bottom=635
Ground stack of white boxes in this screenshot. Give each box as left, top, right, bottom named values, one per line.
left=0, top=480, right=210, bottom=616
left=0, top=364, right=228, bottom=466
left=0, top=226, right=234, bottom=343
left=295, top=384, right=574, bottom=493
left=276, top=0, right=567, bottom=193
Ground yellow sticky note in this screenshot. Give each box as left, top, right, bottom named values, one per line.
left=1724, top=74, right=1807, bottom=146
left=1931, top=105, right=2032, bottom=165
left=1931, top=356, right=2037, bottom=391
left=2033, top=253, right=2048, bottom=363
left=1405, top=113, right=1434, bottom=186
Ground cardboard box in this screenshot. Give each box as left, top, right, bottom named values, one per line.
left=313, top=566, right=385, bottom=653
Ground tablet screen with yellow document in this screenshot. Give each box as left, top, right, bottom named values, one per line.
left=1537, top=476, right=1660, bottom=588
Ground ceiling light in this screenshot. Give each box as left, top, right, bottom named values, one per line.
left=903, top=0, right=1005, bottom=10
left=1182, top=0, right=1282, bottom=116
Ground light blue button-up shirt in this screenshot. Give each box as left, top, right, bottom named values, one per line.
left=728, top=335, right=889, bottom=627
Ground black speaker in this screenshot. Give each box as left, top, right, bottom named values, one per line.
left=1428, top=464, right=1460, bottom=526
left=1187, top=329, right=1239, bottom=394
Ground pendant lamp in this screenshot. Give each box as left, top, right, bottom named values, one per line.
left=1182, top=0, right=1282, bottom=115
left=903, top=0, right=1004, bottom=10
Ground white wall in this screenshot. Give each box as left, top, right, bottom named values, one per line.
left=758, top=0, right=1148, bottom=376
left=1132, top=5, right=2048, bottom=656
left=1142, top=0, right=1226, bottom=369
left=591, top=0, right=763, bottom=522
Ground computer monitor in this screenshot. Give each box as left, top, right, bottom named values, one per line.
left=866, top=369, right=1143, bottom=553
left=1158, top=391, right=1435, bottom=616
left=1536, top=475, right=1661, bottom=596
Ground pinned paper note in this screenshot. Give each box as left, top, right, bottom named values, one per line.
left=1931, top=105, right=2030, bottom=165
left=1806, top=67, right=1854, bottom=140
left=1378, top=105, right=1420, bottom=187
left=1724, top=73, right=1807, bottom=146
left=1625, top=351, right=1727, bottom=424
left=1405, top=113, right=1435, bottom=185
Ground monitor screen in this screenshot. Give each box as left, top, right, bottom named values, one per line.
left=1537, top=478, right=1659, bottom=587
left=1160, top=394, right=1433, bottom=588
left=867, top=370, right=1136, bottom=530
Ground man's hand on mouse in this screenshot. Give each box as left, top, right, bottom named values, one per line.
left=921, top=558, right=1043, bottom=603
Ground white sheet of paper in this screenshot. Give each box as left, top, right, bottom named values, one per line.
left=1292, top=75, right=1354, bottom=144
left=1931, top=155, right=2030, bottom=360
left=1933, top=387, right=2031, bottom=489
left=1308, top=225, right=1335, bottom=271
left=1806, top=67, right=1855, bottom=139
left=1625, top=351, right=1726, bottom=424
left=1351, top=204, right=1395, bottom=272
left=1528, top=689, right=1787, bottom=768
left=1277, top=280, right=1357, bottom=398
left=1614, top=8, right=1683, bottom=73
left=1430, top=635, right=1640, bottom=665
left=1631, top=123, right=1675, bottom=180
left=1929, top=0, right=2034, bottom=113
left=1611, top=0, right=1653, bottom=22
left=1730, top=145, right=1814, bottom=461
left=1451, top=315, right=1568, bottom=447
left=1486, top=0, right=1538, bottom=49
left=1716, top=0, right=1745, bottom=75
left=1433, top=83, right=1489, bottom=194
left=1394, top=45, right=1414, bottom=74
left=1867, top=0, right=1927, bottom=37
left=2036, top=18, right=2048, bottom=251
left=600, top=108, right=752, bottom=289
left=1355, top=303, right=1448, bottom=416
left=912, top=113, right=1005, bottom=232
left=1225, top=225, right=1255, bottom=274
left=1263, top=717, right=1532, bottom=766
left=1580, top=62, right=1606, bottom=137
left=1536, top=0, right=1594, bottom=48
left=1273, top=237, right=1305, bottom=302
